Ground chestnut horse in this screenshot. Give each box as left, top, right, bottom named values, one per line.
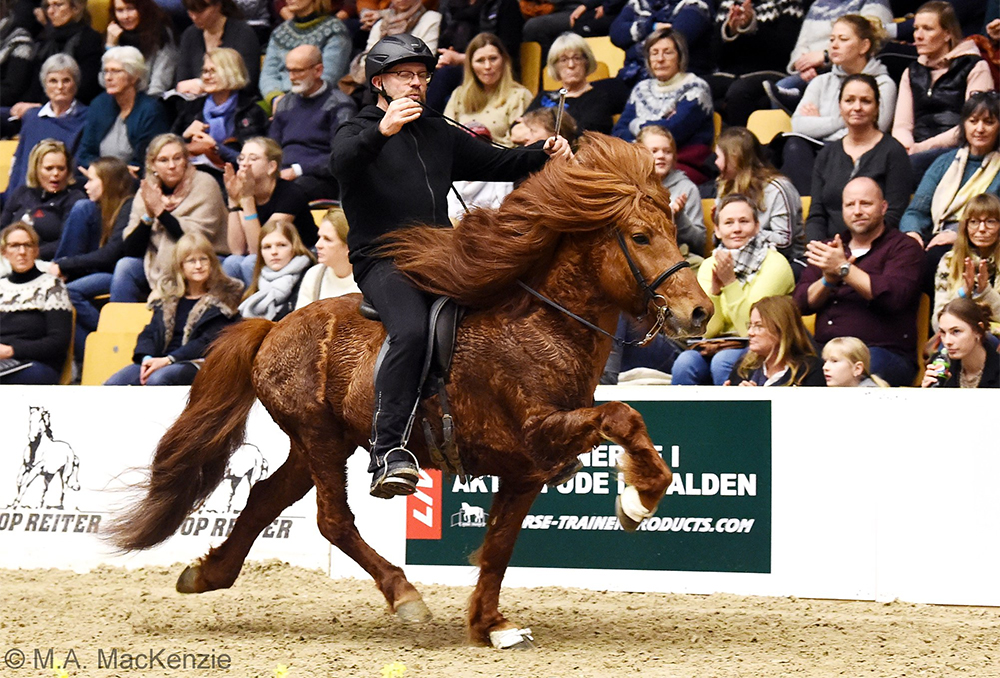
left=107, top=134, right=712, bottom=648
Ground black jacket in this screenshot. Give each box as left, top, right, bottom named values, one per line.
left=55, top=197, right=134, bottom=281
left=729, top=354, right=826, bottom=387
left=132, top=287, right=241, bottom=364
left=171, top=90, right=268, bottom=166
left=909, top=54, right=981, bottom=144
left=941, top=344, right=1000, bottom=389
left=0, top=185, right=86, bottom=260
left=331, top=105, right=548, bottom=280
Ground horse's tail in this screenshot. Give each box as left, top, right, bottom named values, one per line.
left=106, top=319, right=275, bottom=551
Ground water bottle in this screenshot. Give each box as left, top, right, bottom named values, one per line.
left=927, top=347, right=951, bottom=388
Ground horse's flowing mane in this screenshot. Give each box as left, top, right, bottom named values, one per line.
left=380, top=133, right=671, bottom=308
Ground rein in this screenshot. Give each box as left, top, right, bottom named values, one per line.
left=517, top=230, right=690, bottom=347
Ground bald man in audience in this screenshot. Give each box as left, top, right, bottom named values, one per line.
left=793, top=177, right=925, bottom=387
left=268, top=45, right=357, bottom=202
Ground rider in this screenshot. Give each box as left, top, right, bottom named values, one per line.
left=331, top=34, right=571, bottom=499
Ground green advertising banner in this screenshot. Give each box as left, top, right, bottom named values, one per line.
left=406, top=400, right=771, bottom=573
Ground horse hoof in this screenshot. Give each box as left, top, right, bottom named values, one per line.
left=615, top=495, right=641, bottom=533
left=489, top=627, right=536, bottom=650
left=175, top=565, right=204, bottom=594
left=395, top=599, right=432, bottom=624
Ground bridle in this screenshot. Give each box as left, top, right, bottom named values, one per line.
left=517, top=227, right=690, bottom=347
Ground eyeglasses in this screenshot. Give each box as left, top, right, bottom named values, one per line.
left=968, top=218, right=1000, bottom=230
left=4, top=242, right=37, bottom=251
left=102, top=67, right=127, bottom=77
left=383, top=70, right=432, bottom=84
left=182, top=256, right=211, bottom=266
left=556, top=54, right=585, bottom=65
left=969, top=90, right=1000, bottom=100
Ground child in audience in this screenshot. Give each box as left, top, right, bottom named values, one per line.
left=821, top=337, right=885, bottom=387
left=239, top=218, right=314, bottom=321
left=105, top=231, right=242, bottom=385
left=295, top=208, right=360, bottom=309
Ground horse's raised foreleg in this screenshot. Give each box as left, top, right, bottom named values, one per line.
left=311, top=461, right=431, bottom=624
left=468, top=479, right=542, bottom=647
left=176, top=446, right=314, bottom=594
left=526, top=401, right=672, bottom=531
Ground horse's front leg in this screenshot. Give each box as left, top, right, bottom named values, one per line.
left=468, top=479, right=542, bottom=648
left=526, top=401, right=672, bottom=531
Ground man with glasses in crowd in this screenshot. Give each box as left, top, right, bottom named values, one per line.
left=332, top=34, right=571, bottom=499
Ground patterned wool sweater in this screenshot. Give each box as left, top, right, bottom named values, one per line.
left=0, top=268, right=73, bottom=372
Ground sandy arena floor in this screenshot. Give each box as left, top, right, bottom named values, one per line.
left=1, top=561, right=998, bottom=678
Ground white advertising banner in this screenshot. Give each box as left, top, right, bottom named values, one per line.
left=1, top=385, right=998, bottom=608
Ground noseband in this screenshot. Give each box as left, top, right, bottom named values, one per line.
left=516, top=228, right=690, bottom=348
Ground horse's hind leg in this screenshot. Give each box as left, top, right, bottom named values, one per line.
left=176, top=444, right=314, bottom=594
left=467, top=480, right=542, bottom=647
left=527, top=402, right=672, bottom=531
left=310, top=456, right=431, bottom=624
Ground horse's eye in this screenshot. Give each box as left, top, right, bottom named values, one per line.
left=631, top=233, right=650, bottom=246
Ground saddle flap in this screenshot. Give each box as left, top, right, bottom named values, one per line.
left=428, top=296, right=463, bottom=378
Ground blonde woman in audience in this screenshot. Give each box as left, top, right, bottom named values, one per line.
left=932, top=194, right=1000, bottom=332
left=113, top=133, right=229, bottom=302
left=105, top=231, right=242, bottom=385
left=444, top=33, right=532, bottom=147
left=295, top=208, right=360, bottom=309
left=239, top=218, right=314, bottom=321
left=715, top=127, right=803, bottom=263
left=922, top=297, right=1000, bottom=388
left=0, top=222, right=73, bottom=385
left=727, top=294, right=825, bottom=386
left=635, top=125, right=705, bottom=257
left=673, top=195, right=794, bottom=385
left=821, top=337, right=886, bottom=387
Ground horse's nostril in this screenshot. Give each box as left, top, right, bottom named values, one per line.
left=692, top=306, right=709, bottom=327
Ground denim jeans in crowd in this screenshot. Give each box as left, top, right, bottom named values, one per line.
left=109, top=257, right=150, bottom=302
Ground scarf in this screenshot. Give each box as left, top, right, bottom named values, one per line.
left=381, top=2, right=426, bottom=36
left=160, top=165, right=198, bottom=212
left=202, top=92, right=238, bottom=144
left=931, top=148, right=1000, bottom=233
left=238, top=254, right=311, bottom=319
left=719, top=232, right=771, bottom=284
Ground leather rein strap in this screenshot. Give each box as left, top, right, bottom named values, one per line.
left=517, top=230, right=690, bottom=347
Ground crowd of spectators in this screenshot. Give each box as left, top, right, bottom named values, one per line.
left=0, top=0, right=998, bottom=387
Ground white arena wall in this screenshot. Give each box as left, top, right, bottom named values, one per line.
left=1, top=385, right=997, bottom=608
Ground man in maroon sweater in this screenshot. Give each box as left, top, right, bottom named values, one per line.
left=793, top=177, right=925, bottom=387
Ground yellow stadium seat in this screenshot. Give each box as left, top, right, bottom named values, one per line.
left=96, top=302, right=153, bottom=334
left=801, top=314, right=815, bottom=335
left=88, top=0, right=111, bottom=33
left=312, top=209, right=327, bottom=227
left=60, top=308, right=76, bottom=385
left=0, top=139, right=18, bottom=193
left=713, top=112, right=722, bottom=143
left=584, top=36, right=625, bottom=78
left=747, top=109, right=792, bottom=144
left=801, top=195, right=811, bottom=217
left=520, top=42, right=542, bottom=96
left=701, top=198, right=715, bottom=256
left=541, top=61, right=609, bottom=92
left=81, top=332, right=140, bottom=385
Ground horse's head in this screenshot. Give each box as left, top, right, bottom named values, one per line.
left=570, top=134, right=712, bottom=336
left=27, top=406, right=51, bottom=439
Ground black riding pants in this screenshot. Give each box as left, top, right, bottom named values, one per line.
left=355, top=258, right=430, bottom=466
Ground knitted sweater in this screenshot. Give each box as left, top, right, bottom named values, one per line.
left=713, top=0, right=807, bottom=76
left=0, top=268, right=73, bottom=372
left=791, top=59, right=897, bottom=141
left=7, top=102, right=88, bottom=195
left=609, top=0, right=714, bottom=84
left=260, top=14, right=351, bottom=101
left=613, top=72, right=714, bottom=147
left=270, top=84, right=358, bottom=177
left=785, top=0, right=892, bottom=74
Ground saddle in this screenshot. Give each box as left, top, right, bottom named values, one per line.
left=360, top=296, right=467, bottom=479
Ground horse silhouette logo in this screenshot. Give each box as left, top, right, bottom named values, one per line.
left=450, top=502, right=487, bottom=527
left=200, top=443, right=269, bottom=513
left=7, top=406, right=81, bottom=510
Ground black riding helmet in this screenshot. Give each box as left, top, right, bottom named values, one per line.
left=365, top=34, right=438, bottom=95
